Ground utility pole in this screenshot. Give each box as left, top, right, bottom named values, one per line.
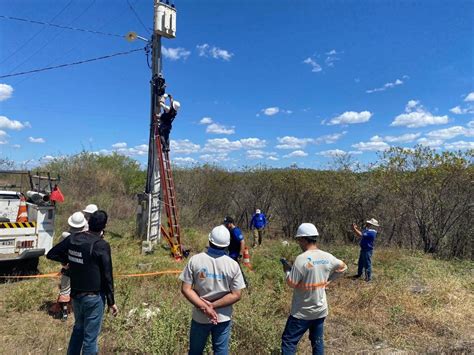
left=137, top=1, right=177, bottom=252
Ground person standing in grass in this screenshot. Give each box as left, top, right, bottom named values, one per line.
left=249, top=208, right=267, bottom=247
left=47, top=210, right=118, bottom=355
left=180, top=225, right=246, bottom=355
left=223, top=216, right=245, bottom=262
left=281, top=223, right=347, bottom=355
left=351, top=218, right=380, bottom=282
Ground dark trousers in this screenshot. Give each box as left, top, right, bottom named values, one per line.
left=281, top=315, right=325, bottom=355
left=357, top=249, right=373, bottom=280
left=159, top=126, right=171, bottom=151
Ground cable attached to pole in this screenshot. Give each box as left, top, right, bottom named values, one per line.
left=0, top=48, right=144, bottom=79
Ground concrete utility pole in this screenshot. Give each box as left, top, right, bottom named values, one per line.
left=137, top=1, right=177, bottom=252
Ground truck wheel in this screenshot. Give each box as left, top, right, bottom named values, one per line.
left=13, top=258, right=40, bottom=275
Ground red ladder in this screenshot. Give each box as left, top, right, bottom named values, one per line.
left=154, top=119, right=183, bottom=260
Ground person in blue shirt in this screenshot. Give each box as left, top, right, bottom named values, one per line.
left=223, top=216, right=245, bottom=262
left=249, top=209, right=267, bottom=247
left=351, top=218, right=380, bottom=282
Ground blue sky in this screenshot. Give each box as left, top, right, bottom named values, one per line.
left=0, top=0, right=472, bottom=169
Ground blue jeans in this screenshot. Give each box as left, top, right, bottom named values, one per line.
left=281, top=315, right=325, bottom=355
left=358, top=249, right=373, bottom=280
left=189, top=319, right=232, bottom=355
left=68, top=294, right=105, bottom=355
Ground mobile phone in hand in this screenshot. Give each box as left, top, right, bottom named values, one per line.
left=280, top=258, right=291, bottom=270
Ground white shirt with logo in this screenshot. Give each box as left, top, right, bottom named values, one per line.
left=180, top=248, right=246, bottom=324
left=287, top=249, right=345, bottom=320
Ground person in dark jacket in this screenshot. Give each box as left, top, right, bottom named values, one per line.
left=158, top=94, right=181, bottom=152
left=249, top=209, right=267, bottom=247
left=47, top=210, right=118, bottom=355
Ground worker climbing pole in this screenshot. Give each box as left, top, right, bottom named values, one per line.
left=136, top=1, right=183, bottom=260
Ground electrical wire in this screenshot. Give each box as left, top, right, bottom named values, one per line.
left=0, top=48, right=144, bottom=79
left=7, top=0, right=98, bottom=75
left=0, top=0, right=75, bottom=66
left=126, top=0, right=151, bottom=34
left=0, top=15, right=123, bottom=38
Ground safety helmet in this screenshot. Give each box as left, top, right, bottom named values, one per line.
left=295, top=223, right=319, bottom=238
left=68, top=212, right=87, bottom=229
left=83, top=204, right=98, bottom=214
left=208, top=225, right=230, bottom=247
left=172, top=100, right=181, bottom=111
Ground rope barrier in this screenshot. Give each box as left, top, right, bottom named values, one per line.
left=0, top=269, right=182, bottom=279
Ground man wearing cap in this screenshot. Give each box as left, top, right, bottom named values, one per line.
left=249, top=209, right=267, bottom=247
left=281, top=223, right=347, bottom=355
left=351, top=218, right=380, bottom=282
left=47, top=210, right=118, bottom=354
left=223, top=216, right=245, bottom=262
left=55, top=212, right=87, bottom=321
left=83, top=204, right=98, bottom=222
left=158, top=93, right=181, bottom=152
left=180, top=225, right=246, bottom=355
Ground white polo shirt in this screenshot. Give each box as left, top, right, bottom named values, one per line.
left=180, top=247, right=246, bottom=324
left=287, top=248, right=346, bottom=320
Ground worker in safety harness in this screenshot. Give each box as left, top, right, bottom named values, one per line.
left=158, top=93, right=181, bottom=152
left=47, top=210, right=118, bottom=354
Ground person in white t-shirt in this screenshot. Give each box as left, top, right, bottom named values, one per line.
left=180, top=225, right=246, bottom=355
left=281, top=223, right=347, bottom=355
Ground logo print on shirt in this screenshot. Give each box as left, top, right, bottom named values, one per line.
left=198, top=268, right=207, bottom=280
left=305, top=256, right=329, bottom=268
left=198, top=268, right=225, bottom=280
left=306, top=257, right=314, bottom=269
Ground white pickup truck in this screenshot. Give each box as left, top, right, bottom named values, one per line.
left=0, top=171, right=58, bottom=273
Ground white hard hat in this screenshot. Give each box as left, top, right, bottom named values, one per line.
left=172, top=100, right=181, bottom=111
left=256, top=209, right=261, bottom=214
left=83, top=204, right=98, bottom=214
left=68, top=212, right=86, bottom=229
left=295, top=223, right=319, bottom=238
left=208, top=225, right=230, bottom=248
left=366, top=218, right=380, bottom=227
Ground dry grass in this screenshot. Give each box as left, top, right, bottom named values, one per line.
left=1, top=230, right=473, bottom=354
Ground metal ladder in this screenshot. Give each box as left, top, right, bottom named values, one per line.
left=154, top=122, right=183, bottom=260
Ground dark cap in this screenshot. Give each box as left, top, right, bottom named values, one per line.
left=223, top=216, right=234, bottom=224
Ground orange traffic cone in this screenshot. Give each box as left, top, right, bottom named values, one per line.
left=16, top=195, right=28, bottom=222
left=242, top=247, right=252, bottom=270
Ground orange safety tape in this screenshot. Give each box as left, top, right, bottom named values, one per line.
left=0, top=270, right=182, bottom=279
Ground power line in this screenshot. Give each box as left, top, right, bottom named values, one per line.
left=0, top=15, right=123, bottom=38
left=0, top=48, right=144, bottom=79
left=7, top=0, right=98, bottom=75
left=126, top=0, right=151, bottom=34
left=0, top=0, right=75, bottom=66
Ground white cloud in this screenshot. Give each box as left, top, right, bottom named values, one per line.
left=352, top=136, right=390, bottom=151
left=196, top=44, right=233, bottom=61
left=444, top=140, right=474, bottom=150
left=314, top=131, right=347, bottom=144
left=162, top=47, right=191, bottom=61
left=206, top=123, right=235, bottom=135
left=464, top=92, right=474, bottom=102
left=328, top=111, right=372, bottom=125
left=317, top=149, right=348, bottom=157
left=199, top=117, right=213, bottom=125
left=202, top=138, right=242, bottom=153
left=384, top=133, right=421, bottom=143
left=426, top=126, right=473, bottom=140
left=170, top=139, right=200, bottom=154
left=40, top=155, right=55, bottom=162
left=284, top=150, right=308, bottom=158
left=276, top=136, right=313, bottom=149
left=199, top=153, right=229, bottom=162
left=0, top=130, right=8, bottom=144
left=303, top=57, right=322, bottom=72
left=268, top=156, right=279, bottom=161
left=12, top=144, right=21, bottom=148
left=240, top=138, right=267, bottom=149
left=417, top=138, right=443, bottom=148
left=391, top=100, right=449, bottom=128
left=0, top=84, right=13, bottom=101
left=0, top=116, right=30, bottom=130
left=262, top=107, right=280, bottom=116
left=366, top=77, right=405, bottom=93
left=468, top=120, right=474, bottom=128
left=326, top=49, right=337, bottom=55
left=29, top=137, right=45, bottom=143
left=112, top=142, right=127, bottom=149
left=174, top=157, right=196, bottom=164
left=246, top=149, right=276, bottom=159
left=449, top=105, right=474, bottom=115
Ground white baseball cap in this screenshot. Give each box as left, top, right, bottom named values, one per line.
left=256, top=209, right=261, bottom=214
left=68, top=212, right=86, bottom=229
left=366, top=218, right=380, bottom=227
left=83, top=204, right=98, bottom=214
